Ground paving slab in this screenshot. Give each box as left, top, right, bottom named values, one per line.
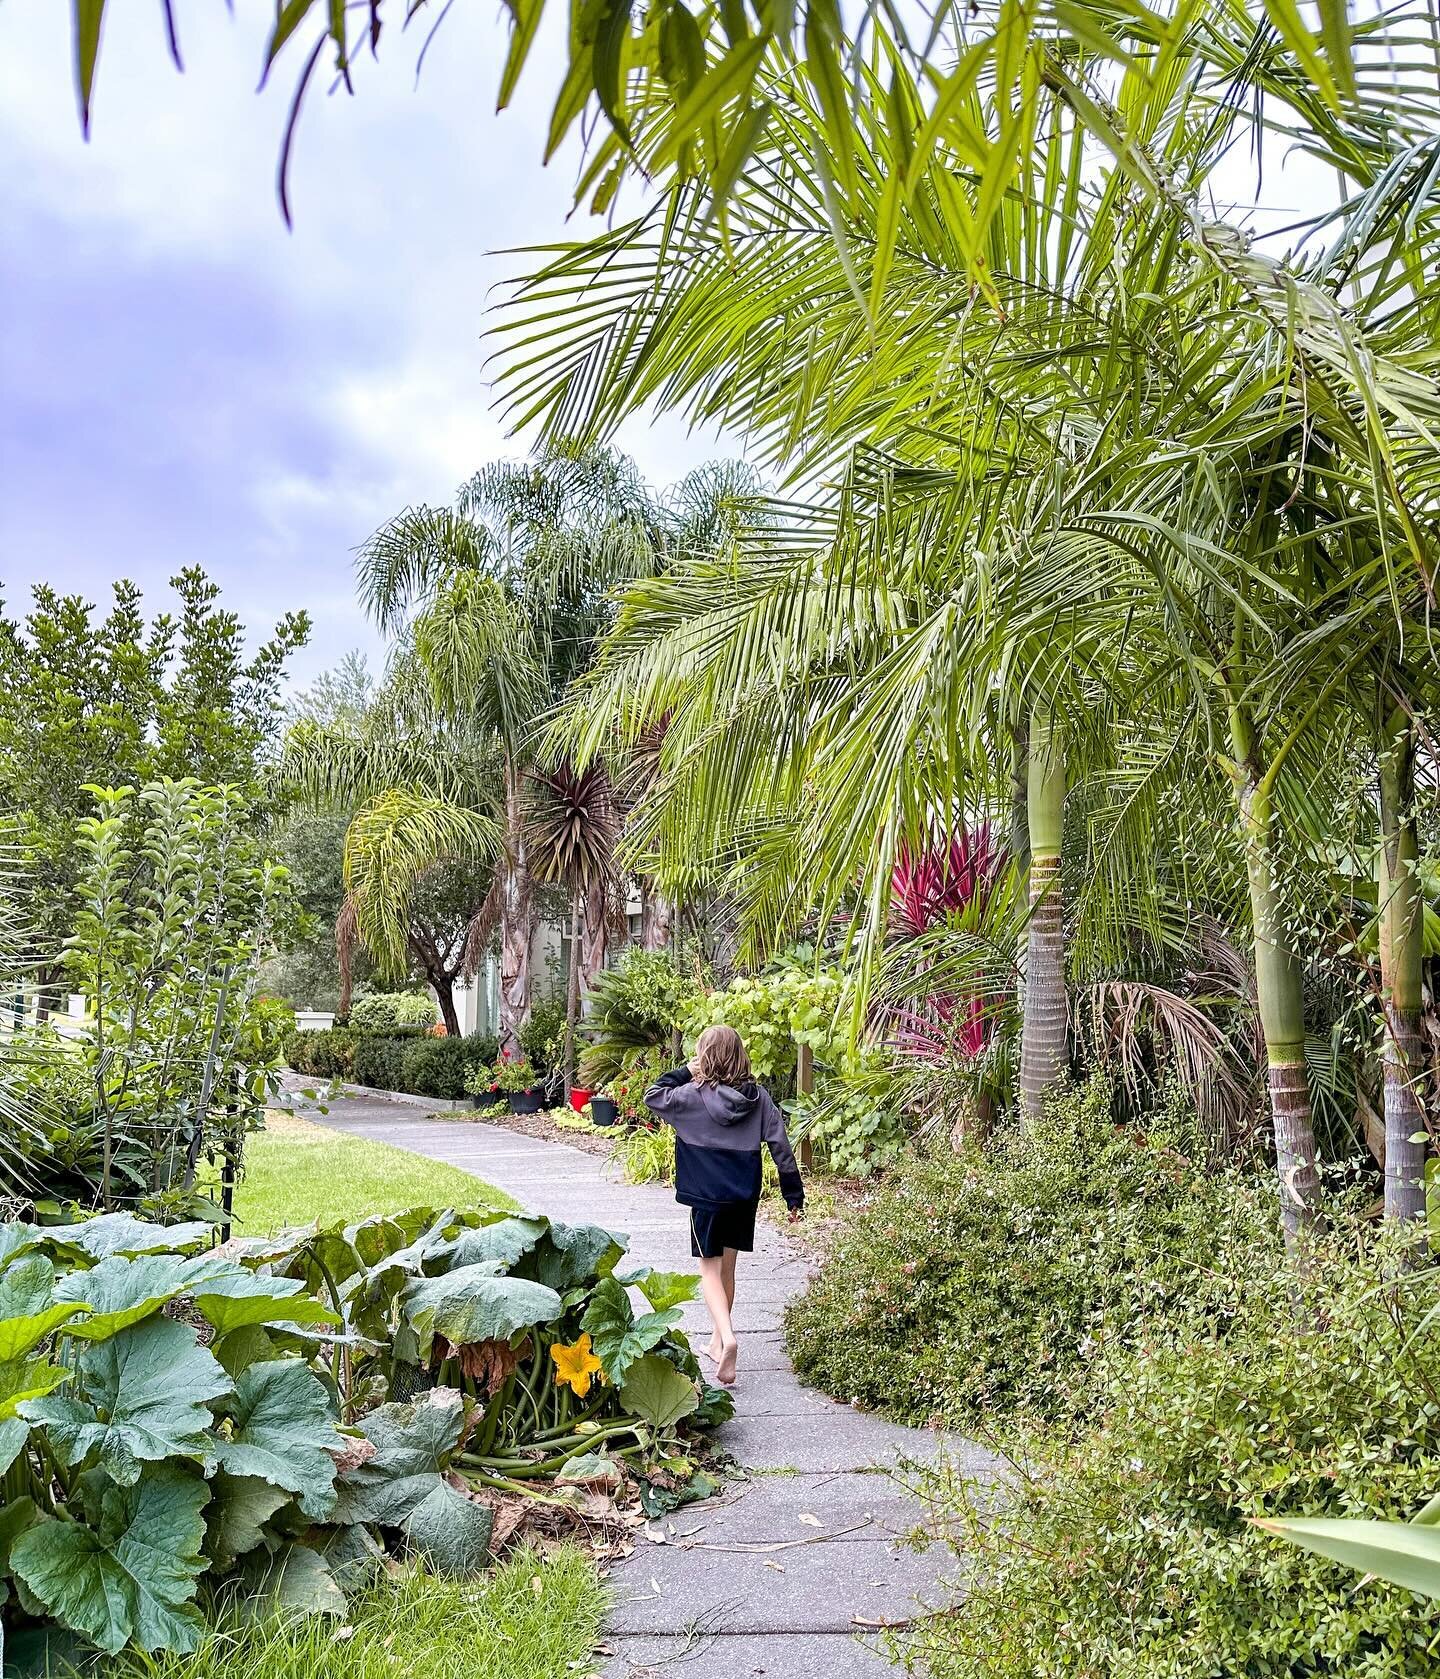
left=601, top=1631, right=894, bottom=1678
left=298, top=1089, right=967, bottom=1672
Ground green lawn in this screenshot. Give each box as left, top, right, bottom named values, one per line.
left=114, top=1547, right=607, bottom=1679
left=230, top=1112, right=517, bottom=1234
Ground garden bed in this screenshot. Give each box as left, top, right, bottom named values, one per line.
left=431, top=1102, right=619, bottom=1160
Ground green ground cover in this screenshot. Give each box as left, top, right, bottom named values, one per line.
left=111, top=1547, right=606, bottom=1679
left=229, top=1113, right=517, bottom=1233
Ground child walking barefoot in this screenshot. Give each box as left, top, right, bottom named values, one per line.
left=643, top=1025, right=805, bottom=1386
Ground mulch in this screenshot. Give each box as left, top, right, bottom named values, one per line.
left=430, top=1101, right=617, bottom=1160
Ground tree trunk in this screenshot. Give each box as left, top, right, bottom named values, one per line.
left=563, top=890, right=583, bottom=1096
left=435, top=980, right=461, bottom=1039
left=1377, top=704, right=1428, bottom=1228
left=641, top=880, right=674, bottom=951
left=498, top=762, right=533, bottom=1054
left=581, top=874, right=608, bottom=1006
left=1231, top=719, right=1321, bottom=1252
left=1019, top=705, right=1068, bottom=1129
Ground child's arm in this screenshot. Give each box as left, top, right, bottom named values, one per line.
left=760, top=1092, right=805, bottom=1212
left=642, top=1064, right=692, bottom=1118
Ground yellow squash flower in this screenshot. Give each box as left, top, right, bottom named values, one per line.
left=550, top=1332, right=603, bottom=1398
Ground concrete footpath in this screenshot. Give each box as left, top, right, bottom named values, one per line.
left=304, top=1086, right=985, bottom=1678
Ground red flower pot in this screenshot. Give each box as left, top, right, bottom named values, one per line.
left=569, top=1087, right=593, bottom=1112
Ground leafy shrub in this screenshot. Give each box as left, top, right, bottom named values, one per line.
left=0, top=1203, right=731, bottom=1665
left=353, top=1033, right=407, bottom=1091
left=493, top=1054, right=541, bottom=1095
left=683, top=955, right=847, bottom=1092
left=606, top=1046, right=669, bottom=1124
left=285, top=1026, right=357, bottom=1081
left=577, top=950, right=701, bottom=1085
left=350, top=992, right=438, bottom=1033
left=612, top=1119, right=676, bottom=1186
left=519, top=997, right=567, bottom=1074
left=902, top=1231, right=1440, bottom=1679
left=784, top=1076, right=1278, bottom=1426
left=795, top=1044, right=907, bottom=1177
left=399, top=1036, right=471, bottom=1099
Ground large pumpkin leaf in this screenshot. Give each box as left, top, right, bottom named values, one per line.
left=404, top=1481, right=493, bottom=1576
left=186, top=1269, right=339, bottom=1338
left=204, top=1472, right=292, bottom=1572
left=22, top=1317, right=230, bottom=1484
left=39, top=1213, right=214, bottom=1261
left=236, top=1542, right=346, bottom=1619
left=530, top=1221, right=626, bottom=1290
left=621, top=1354, right=700, bottom=1432
left=0, top=1223, right=46, bottom=1272
left=582, top=1277, right=683, bottom=1385
left=212, top=1360, right=340, bottom=1520
left=440, top=1215, right=550, bottom=1271
left=0, top=1415, right=29, bottom=1475
left=0, top=1356, right=71, bottom=1422
left=54, top=1253, right=209, bottom=1339
left=402, top=1267, right=562, bottom=1357
left=331, top=1387, right=466, bottom=1526
left=10, top=1463, right=210, bottom=1655
left=614, top=1265, right=701, bottom=1312
left=0, top=1257, right=89, bottom=1358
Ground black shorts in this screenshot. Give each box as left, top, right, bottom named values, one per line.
left=688, top=1199, right=758, bottom=1258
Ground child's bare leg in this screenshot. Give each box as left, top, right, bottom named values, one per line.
left=698, top=1256, right=738, bottom=1383
left=708, top=1249, right=740, bottom=1363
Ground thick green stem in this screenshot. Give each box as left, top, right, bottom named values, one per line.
left=1020, top=704, right=1068, bottom=1129
left=1229, top=703, right=1321, bottom=1252
left=1377, top=703, right=1428, bottom=1230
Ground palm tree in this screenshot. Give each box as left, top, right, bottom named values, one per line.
left=498, top=20, right=1440, bottom=1253
left=353, top=446, right=667, bottom=1049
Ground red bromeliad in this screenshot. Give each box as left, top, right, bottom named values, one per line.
left=889, top=824, right=1007, bottom=1061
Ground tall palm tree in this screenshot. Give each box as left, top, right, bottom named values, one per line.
left=353, top=446, right=667, bottom=1048
left=500, top=19, right=1440, bottom=1252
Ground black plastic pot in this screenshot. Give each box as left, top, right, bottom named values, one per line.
left=590, top=1096, right=619, bottom=1127
left=508, top=1088, right=544, bottom=1114
left=471, top=1089, right=505, bottom=1111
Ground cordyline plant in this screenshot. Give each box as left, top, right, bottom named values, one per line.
left=0, top=1201, right=730, bottom=1667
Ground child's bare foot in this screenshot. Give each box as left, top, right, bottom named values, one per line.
left=715, top=1335, right=738, bottom=1386
left=706, top=1332, right=723, bottom=1364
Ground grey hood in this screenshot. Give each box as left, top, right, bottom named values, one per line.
left=696, top=1079, right=762, bottom=1127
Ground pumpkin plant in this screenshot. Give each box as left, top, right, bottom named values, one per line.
left=0, top=1203, right=731, bottom=1668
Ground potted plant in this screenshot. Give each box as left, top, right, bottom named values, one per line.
left=589, top=1087, right=619, bottom=1126
left=569, top=1084, right=594, bottom=1113
left=463, top=1060, right=505, bottom=1111
left=495, top=1053, right=544, bottom=1113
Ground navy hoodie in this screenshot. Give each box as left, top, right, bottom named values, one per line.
left=643, top=1067, right=805, bottom=1212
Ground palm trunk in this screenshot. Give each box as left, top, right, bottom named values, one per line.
left=1377, top=704, right=1427, bottom=1227
left=563, top=890, right=583, bottom=1096
left=498, top=762, right=533, bottom=1054
left=1230, top=707, right=1321, bottom=1251
left=641, top=881, right=674, bottom=951
left=1019, top=705, right=1068, bottom=1128
left=581, top=875, right=608, bottom=1005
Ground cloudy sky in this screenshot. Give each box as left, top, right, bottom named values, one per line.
left=0, top=6, right=1331, bottom=693
left=0, top=1, right=734, bottom=685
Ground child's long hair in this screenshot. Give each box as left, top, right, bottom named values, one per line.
left=692, top=1024, right=752, bottom=1088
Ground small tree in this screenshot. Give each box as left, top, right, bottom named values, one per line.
left=63, top=779, right=297, bottom=1211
